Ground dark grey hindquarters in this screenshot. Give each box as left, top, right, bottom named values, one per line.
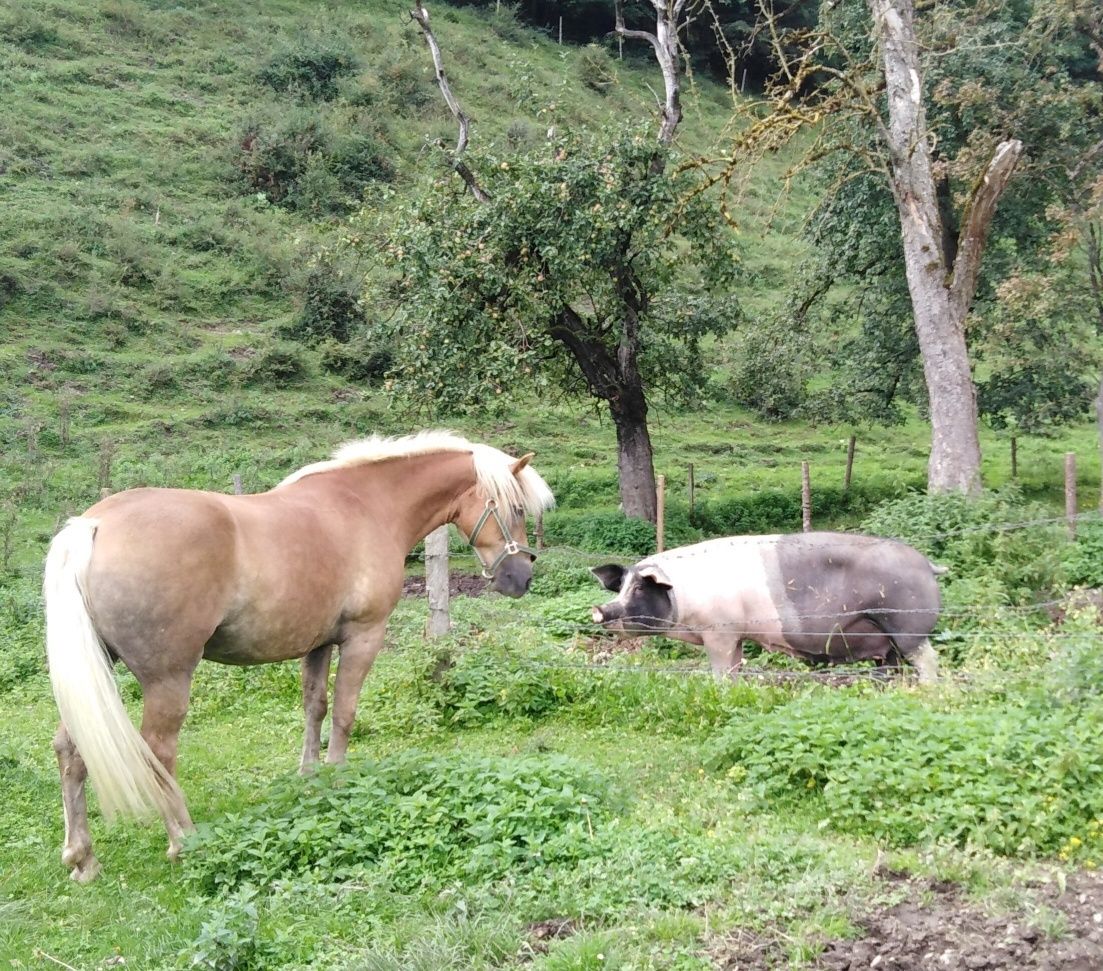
left=767, top=533, right=941, bottom=664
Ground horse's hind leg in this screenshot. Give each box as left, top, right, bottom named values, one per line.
left=299, top=643, right=333, bottom=773
left=138, top=674, right=195, bottom=859
left=53, top=723, right=101, bottom=883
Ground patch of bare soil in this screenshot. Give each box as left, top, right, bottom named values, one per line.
left=525, top=917, right=579, bottom=954
left=705, top=870, right=1103, bottom=970
left=402, top=571, right=488, bottom=598
left=1048, top=589, right=1103, bottom=626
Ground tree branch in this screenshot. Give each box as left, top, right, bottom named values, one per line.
left=948, top=138, right=1023, bottom=318
left=410, top=0, right=490, bottom=203
left=613, top=0, right=682, bottom=149
left=548, top=306, right=621, bottom=402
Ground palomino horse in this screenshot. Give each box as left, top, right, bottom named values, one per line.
left=43, top=431, right=554, bottom=881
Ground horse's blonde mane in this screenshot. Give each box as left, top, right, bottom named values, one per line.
left=277, top=430, right=555, bottom=515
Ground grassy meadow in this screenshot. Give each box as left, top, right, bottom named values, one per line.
left=3, top=0, right=1103, bottom=968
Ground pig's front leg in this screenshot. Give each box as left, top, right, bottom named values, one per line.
left=703, top=635, right=744, bottom=680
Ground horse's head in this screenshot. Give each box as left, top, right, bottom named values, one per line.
left=455, top=452, right=548, bottom=598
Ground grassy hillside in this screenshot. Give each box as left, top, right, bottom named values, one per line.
left=5, top=4, right=1103, bottom=969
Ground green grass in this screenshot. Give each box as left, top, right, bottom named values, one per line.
left=3, top=0, right=1103, bottom=966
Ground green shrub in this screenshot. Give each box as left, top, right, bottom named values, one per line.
left=136, top=362, right=178, bottom=397
left=545, top=510, right=656, bottom=556
left=328, top=131, right=395, bottom=187
left=705, top=688, right=1103, bottom=858
left=319, top=335, right=393, bottom=383
left=0, top=580, right=45, bottom=695
left=241, top=342, right=307, bottom=386
left=438, top=638, right=593, bottom=723
left=258, top=36, right=361, bottom=100
left=861, top=487, right=1067, bottom=604
left=692, top=480, right=907, bottom=537
left=1063, top=519, right=1103, bottom=589
left=576, top=44, right=617, bottom=93
left=529, top=550, right=598, bottom=596
left=183, top=751, right=610, bottom=895
left=283, top=263, right=363, bottom=345
left=236, top=110, right=328, bottom=204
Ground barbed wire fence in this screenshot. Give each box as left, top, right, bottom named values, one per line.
left=410, top=502, right=1103, bottom=690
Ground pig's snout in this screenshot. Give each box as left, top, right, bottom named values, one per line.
left=591, top=606, right=605, bottom=624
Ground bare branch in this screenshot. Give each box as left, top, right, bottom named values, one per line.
left=410, top=0, right=490, bottom=203
left=949, top=138, right=1023, bottom=318
left=614, top=0, right=682, bottom=148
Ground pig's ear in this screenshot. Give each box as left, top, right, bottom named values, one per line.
left=637, top=564, right=673, bottom=589
left=591, top=564, right=626, bottom=592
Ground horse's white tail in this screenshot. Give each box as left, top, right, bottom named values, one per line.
left=44, top=517, right=186, bottom=823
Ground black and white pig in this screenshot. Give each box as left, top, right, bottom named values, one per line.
left=590, top=532, right=944, bottom=681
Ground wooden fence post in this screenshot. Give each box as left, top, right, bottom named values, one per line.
left=1065, top=452, right=1078, bottom=539
left=844, top=435, right=856, bottom=491
left=425, top=525, right=451, bottom=636
left=687, top=463, right=695, bottom=519
left=232, top=473, right=243, bottom=495
left=535, top=510, right=545, bottom=551
left=801, top=460, right=812, bottom=533
left=1010, top=436, right=1018, bottom=480
left=656, top=474, right=666, bottom=554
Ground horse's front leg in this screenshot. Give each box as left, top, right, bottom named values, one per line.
left=325, top=622, right=387, bottom=764
left=299, top=644, right=333, bottom=773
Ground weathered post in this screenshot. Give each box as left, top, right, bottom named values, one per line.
left=844, top=435, right=856, bottom=491
left=232, top=473, right=243, bottom=495
left=687, top=463, right=695, bottom=519
left=801, top=460, right=812, bottom=533
left=1011, top=436, right=1018, bottom=480
left=535, top=510, right=545, bottom=551
left=425, top=525, right=451, bottom=636
left=1065, top=452, right=1078, bottom=539
left=656, top=474, right=666, bottom=554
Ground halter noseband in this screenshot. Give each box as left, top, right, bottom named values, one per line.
left=468, top=499, right=537, bottom=579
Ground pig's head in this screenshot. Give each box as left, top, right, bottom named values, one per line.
left=590, top=562, right=675, bottom=634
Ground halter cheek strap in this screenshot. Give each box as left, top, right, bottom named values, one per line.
left=467, top=499, right=537, bottom=579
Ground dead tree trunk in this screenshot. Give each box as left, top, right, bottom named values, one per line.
left=410, top=1, right=489, bottom=202
left=870, top=0, right=1022, bottom=495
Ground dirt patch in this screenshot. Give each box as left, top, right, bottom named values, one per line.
left=1048, top=589, right=1103, bottom=626
left=705, top=870, right=1103, bottom=970
left=402, top=572, right=488, bottom=598
left=525, top=917, right=579, bottom=953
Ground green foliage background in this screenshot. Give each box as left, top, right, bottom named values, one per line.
left=2, top=1, right=1103, bottom=969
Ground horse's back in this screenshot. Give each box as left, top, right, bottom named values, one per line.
left=79, top=486, right=386, bottom=669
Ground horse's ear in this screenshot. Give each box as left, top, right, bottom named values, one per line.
left=511, top=453, right=535, bottom=475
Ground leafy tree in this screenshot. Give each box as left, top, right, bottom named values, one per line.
left=718, top=0, right=1101, bottom=489
left=355, top=0, right=740, bottom=521
left=364, top=130, right=740, bottom=518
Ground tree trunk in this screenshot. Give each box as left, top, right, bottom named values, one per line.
left=611, top=388, right=658, bottom=522
left=549, top=307, right=658, bottom=520
left=1097, top=374, right=1103, bottom=512
left=871, top=0, right=1021, bottom=495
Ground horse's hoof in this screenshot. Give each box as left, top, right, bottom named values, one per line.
left=69, top=856, right=102, bottom=883
left=166, top=843, right=182, bottom=862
